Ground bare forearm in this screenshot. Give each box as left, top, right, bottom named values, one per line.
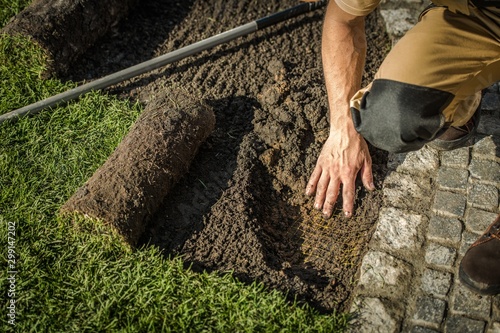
left=305, top=2, right=373, bottom=218
left=322, top=2, right=366, bottom=133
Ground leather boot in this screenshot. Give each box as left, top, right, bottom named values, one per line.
left=459, top=214, right=500, bottom=295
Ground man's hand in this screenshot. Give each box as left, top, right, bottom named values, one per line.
left=306, top=0, right=371, bottom=218
left=306, top=128, right=374, bottom=218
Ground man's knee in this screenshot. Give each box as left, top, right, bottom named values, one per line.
left=351, top=79, right=454, bottom=153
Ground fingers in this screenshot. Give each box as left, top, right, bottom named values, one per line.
left=322, top=178, right=340, bottom=218
left=313, top=171, right=330, bottom=211
left=342, top=157, right=375, bottom=217
left=306, top=166, right=340, bottom=218
left=306, top=165, right=354, bottom=218
left=305, top=166, right=321, bottom=196
left=341, top=181, right=355, bottom=218
left=361, top=157, right=375, bottom=191
left=315, top=175, right=353, bottom=218
left=308, top=171, right=366, bottom=218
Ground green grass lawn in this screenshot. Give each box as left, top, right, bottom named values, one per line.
left=0, top=3, right=349, bottom=332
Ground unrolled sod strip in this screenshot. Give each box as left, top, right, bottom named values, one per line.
left=60, top=93, right=215, bottom=246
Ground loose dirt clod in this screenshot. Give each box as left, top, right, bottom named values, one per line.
left=61, top=92, right=215, bottom=246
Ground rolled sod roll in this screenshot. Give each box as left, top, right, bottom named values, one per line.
left=61, top=93, right=215, bottom=246
left=2, top=0, right=139, bottom=76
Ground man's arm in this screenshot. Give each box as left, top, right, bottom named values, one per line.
left=305, top=1, right=374, bottom=218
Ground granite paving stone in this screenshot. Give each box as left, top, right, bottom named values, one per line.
left=372, top=208, right=424, bottom=252
left=469, top=158, right=500, bottom=183
left=412, top=295, right=447, bottom=325
left=387, top=147, right=440, bottom=176
left=427, top=214, right=463, bottom=245
left=420, top=268, right=452, bottom=297
left=357, top=250, right=413, bottom=299
left=465, top=208, right=499, bottom=234
left=468, top=183, right=499, bottom=211
left=436, top=167, right=469, bottom=191
left=452, top=284, right=492, bottom=320
left=473, top=136, right=500, bottom=161
left=383, top=173, right=432, bottom=210
left=482, top=92, right=500, bottom=112
left=445, top=316, right=486, bottom=333
left=433, top=190, right=467, bottom=218
left=350, top=297, right=400, bottom=333
left=441, top=146, right=471, bottom=168
left=477, top=113, right=500, bottom=137
left=424, top=242, right=456, bottom=268
left=460, top=230, right=483, bottom=256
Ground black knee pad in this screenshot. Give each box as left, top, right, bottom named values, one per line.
left=351, top=79, right=454, bottom=153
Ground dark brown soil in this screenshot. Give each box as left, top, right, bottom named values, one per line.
left=65, top=0, right=391, bottom=313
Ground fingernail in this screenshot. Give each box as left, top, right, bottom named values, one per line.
left=364, top=182, right=375, bottom=191
left=314, top=202, right=321, bottom=210
left=344, top=211, right=352, bottom=218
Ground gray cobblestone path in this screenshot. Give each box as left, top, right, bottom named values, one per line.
left=348, top=2, right=500, bottom=331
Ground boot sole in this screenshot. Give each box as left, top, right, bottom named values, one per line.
left=459, top=265, right=500, bottom=296
left=427, top=109, right=481, bottom=151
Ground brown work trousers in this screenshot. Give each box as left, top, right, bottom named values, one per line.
left=350, top=3, right=500, bottom=153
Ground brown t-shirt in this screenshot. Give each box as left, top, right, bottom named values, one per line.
left=334, top=0, right=380, bottom=16
left=335, top=0, right=471, bottom=15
